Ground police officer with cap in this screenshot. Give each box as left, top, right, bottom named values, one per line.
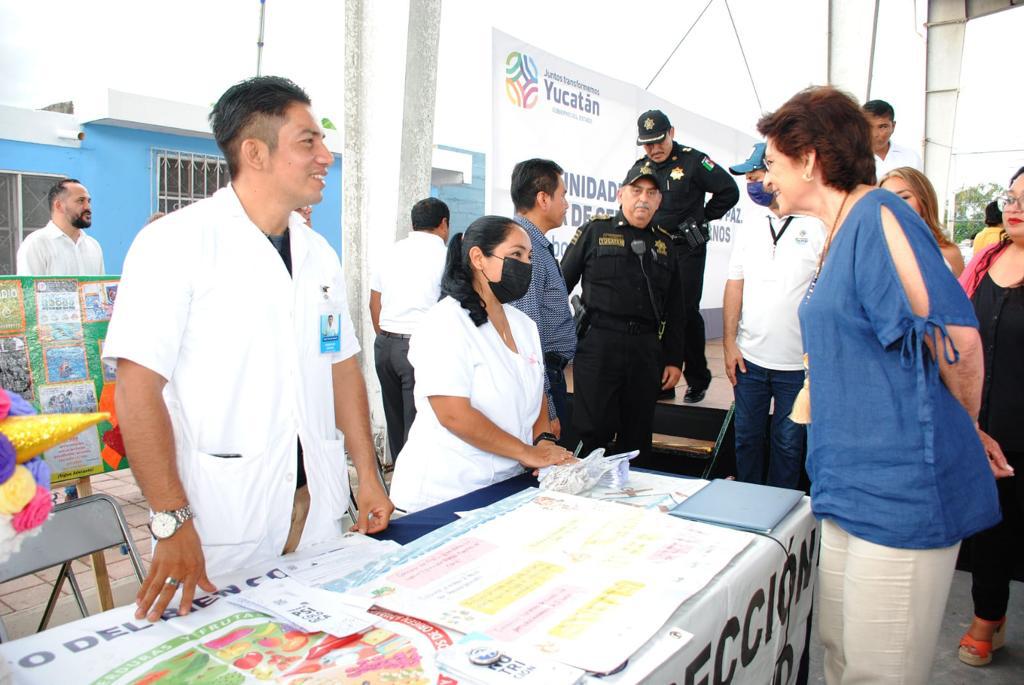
left=561, top=167, right=684, bottom=461
left=633, top=109, right=739, bottom=403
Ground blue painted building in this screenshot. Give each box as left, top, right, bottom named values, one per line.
left=0, top=91, right=483, bottom=274
left=432, top=144, right=487, bottom=237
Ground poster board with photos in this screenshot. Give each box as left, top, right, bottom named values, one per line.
left=0, top=275, right=124, bottom=483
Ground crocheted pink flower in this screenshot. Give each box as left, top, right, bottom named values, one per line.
left=12, top=486, right=52, bottom=533
left=0, top=389, right=11, bottom=421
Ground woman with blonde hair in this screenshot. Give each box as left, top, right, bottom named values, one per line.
left=881, top=166, right=965, bottom=275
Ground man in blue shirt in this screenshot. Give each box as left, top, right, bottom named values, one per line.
left=509, top=159, right=576, bottom=437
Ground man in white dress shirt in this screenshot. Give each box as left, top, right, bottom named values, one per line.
left=863, top=99, right=923, bottom=179
left=17, top=178, right=105, bottom=275
left=370, top=197, right=449, bottom=461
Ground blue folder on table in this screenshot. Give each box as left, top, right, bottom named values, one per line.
left=668, top=479, right=804, bottom=534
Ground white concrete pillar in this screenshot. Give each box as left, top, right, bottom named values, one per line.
left=924, top=0, right=967, bottom=228
left=923, top=1, right=1020, bottom=227
left=827, top=0, right=879, bottom=100
left=343, top=0, right=370, bottom=351
left=343, top=0, right=442, bottom=461
left=395, top=1, right=442, bottom=241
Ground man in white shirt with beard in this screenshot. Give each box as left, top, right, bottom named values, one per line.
left=17, top=178, right=104, bottom=275
left=723, top=143, right=824, bottom=489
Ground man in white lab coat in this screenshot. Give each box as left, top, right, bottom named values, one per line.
left=104, top=76, right=394, bottom=622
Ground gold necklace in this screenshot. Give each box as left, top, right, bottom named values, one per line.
left=491, top=312, right=513, bottom=348
left=805, top=192, right=850, bottom=301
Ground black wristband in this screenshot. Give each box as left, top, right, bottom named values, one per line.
left=533, top=432, right=558, bottom=446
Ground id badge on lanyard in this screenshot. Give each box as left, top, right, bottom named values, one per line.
left=318, top=285, right=342, bottom=354
left=763, top=216, right=793, bottom=283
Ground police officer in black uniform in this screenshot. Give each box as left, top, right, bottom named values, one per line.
left=562, top=167, right=684, bottom=461
left=634, top=109, right=739, bottom=403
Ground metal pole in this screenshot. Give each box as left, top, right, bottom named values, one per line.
left=723, top=0, right=762, bottom=113
left=826, top=1, right=832, bottom=84
left=256, top=0, right=267, bottom=76
left=865, top=0, right=880, bottom=100
left=645, top=0, right=714, bottom=90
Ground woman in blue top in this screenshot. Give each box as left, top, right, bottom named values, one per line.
left=756, top=86, right=1005, bottom=684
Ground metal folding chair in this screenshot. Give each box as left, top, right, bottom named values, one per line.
left=699, top=403, right=735, bottom=479
left=0, top=494, right=146, bottom=639
left=650, top=402, right=736, bottom=479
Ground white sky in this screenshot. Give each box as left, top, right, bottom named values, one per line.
left=1, top=0, right=1021, bottom=190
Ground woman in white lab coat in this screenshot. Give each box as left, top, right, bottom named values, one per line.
left=389, top=216, right=575, bottom=512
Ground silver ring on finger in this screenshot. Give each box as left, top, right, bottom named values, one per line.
left=165, top=577, right=181, bottom=587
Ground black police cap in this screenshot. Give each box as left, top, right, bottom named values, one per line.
left=637, top=110, right=672, bottom=145
left=622, top=160, right=663, bottom=191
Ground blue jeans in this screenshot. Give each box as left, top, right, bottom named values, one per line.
left=733, top=359, right=807, bottom=489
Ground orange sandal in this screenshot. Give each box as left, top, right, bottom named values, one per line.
left=958, top=617, right=1006, bottom=666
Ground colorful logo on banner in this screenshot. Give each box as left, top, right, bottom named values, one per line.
left=504, top=51, right=539, bottom=109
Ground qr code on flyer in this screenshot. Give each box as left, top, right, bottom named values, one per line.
left=288, top=604, right=329, bottom=624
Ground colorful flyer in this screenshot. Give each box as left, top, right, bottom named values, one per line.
left=0, top=277, right=122, bottom=482
left=0, top=279, right=26, bottom=333
left=42, top=344, right=88, bottom=384
left=79, top=280, right=118, bottom=323
left=35, top=279, right=82, bottom=325
left=41, top=425, right=101, bottom=482
left=0, top=557, right=456, bottom=685
left=38, top=381, right=98, bottom=414
left=0, top=335, right=33, bottom=401
left=345, top=490, right=753, bottom=674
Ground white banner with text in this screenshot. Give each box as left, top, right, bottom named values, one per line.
left=491, top=29, right=761, bottom=312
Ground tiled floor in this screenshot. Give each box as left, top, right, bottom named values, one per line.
left=564, top=337, right=737, bottom=411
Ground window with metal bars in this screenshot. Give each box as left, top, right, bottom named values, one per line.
left=153, top=149, right=230, bottom=213
left=0, top=171, right=64, bottom=274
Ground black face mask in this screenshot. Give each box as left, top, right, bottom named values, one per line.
left=488, top=256, right=533, bottom=304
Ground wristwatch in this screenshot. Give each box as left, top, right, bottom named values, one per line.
left=533, top=432, right=558, bottom=446
left=148, top=504, right=194, bottom=540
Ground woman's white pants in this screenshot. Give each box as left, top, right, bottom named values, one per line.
left=817, top=518, right=959, bottom=684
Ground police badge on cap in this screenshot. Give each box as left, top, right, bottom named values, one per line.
left=636, top=109, right=672, bottom=145
left=623, top=161, right=663, bottom=191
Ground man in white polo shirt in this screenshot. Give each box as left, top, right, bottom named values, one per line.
left=723, top=144, right=824, bottom=489
left=863, top=99, right=923, bottom=179
left=17, top=178, right=104, bottom=275
left=370, top=197, right=449, bottom=462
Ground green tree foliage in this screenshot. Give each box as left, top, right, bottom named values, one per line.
left=953, top=183, right=1001, bottom=242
